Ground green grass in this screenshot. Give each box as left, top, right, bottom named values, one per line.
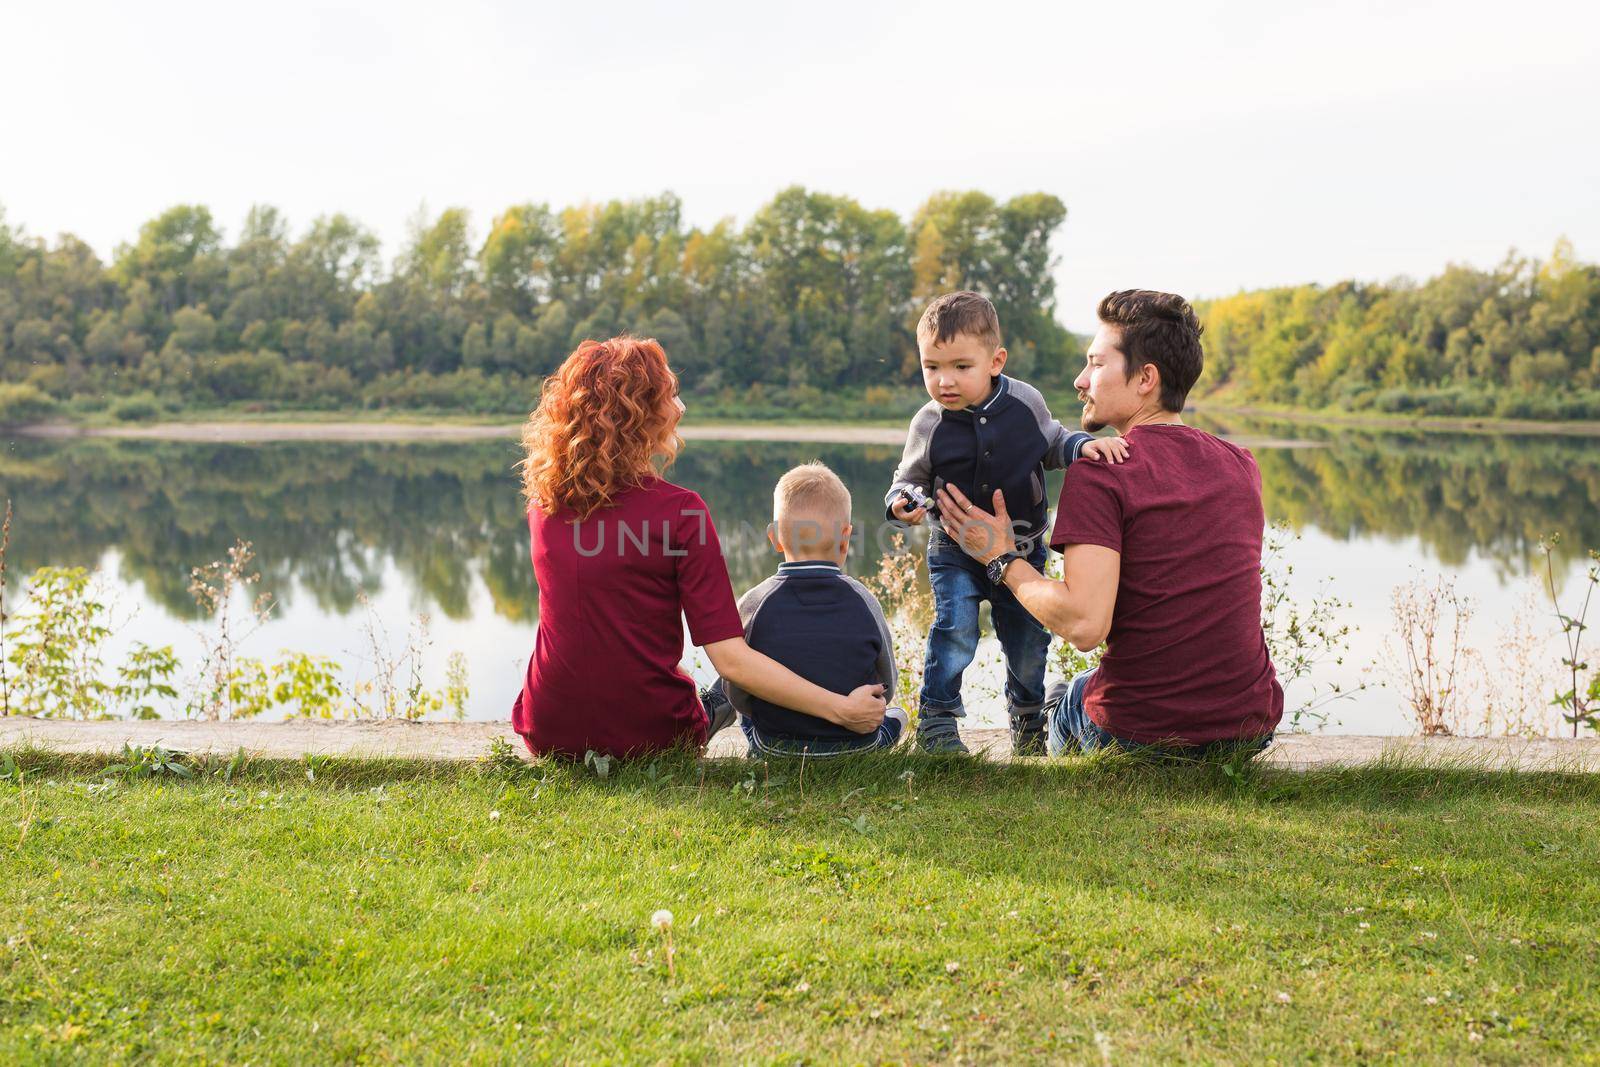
left=3, top=748, right=1598, bottom=1063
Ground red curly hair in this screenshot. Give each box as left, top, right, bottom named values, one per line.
left=520, top=336, right=683, bottom=519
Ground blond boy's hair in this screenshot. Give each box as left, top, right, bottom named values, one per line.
left=773, top=462, right=852, bottom=556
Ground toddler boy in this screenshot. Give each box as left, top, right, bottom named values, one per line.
left=886, top=291, right=1126, bottom=754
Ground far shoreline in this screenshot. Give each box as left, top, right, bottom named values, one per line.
left=9, top=399, right=1600, bottom=444
left=10, top=417, right=1319, bottom=450
left=15, top=419, right=914, bottom=446
left=1186, top=400, right=1600, bottom=438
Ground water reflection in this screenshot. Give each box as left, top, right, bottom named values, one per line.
left=4, top=425, right=1595, bottom=622
left=0, top=439, right=534, bottom=621
left=3, top=426, right=1596, bottom=729
left=1196, top=414, right=1600, bottom=576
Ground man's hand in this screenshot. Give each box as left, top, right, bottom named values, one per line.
left=837, top=683, right=887, bottom=733
left=889, top=495, right=927, bottom=524
left=936, top=485, right=1016, bottom=565
left=1081, top=436, right=1130, bottom=464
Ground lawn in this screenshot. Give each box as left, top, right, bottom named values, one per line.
left=3, top=747, right=1597, bottom=1064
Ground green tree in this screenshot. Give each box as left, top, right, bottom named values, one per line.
left=113, top=205, right=225, bottom=317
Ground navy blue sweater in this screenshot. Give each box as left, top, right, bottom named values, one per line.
left=723, top=561, right=897, bottom=743
left=884, top=374, right=1092, bottom=545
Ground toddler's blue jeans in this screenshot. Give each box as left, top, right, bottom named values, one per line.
left=918, top=530, right=1051, bottom=723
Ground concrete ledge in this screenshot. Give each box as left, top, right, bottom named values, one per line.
left=4, top=717, right=1598, bottom=771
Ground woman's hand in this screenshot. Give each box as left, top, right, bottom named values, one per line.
left=705, top=639, right=886, bottom=732
left=936, top=484, right=1016, bottom=565
left=835, top=683, right=887, bottom=733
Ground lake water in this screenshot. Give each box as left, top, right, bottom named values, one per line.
left=3, top=415, right=1596, bottom=735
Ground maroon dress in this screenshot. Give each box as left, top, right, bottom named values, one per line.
left=512, top=477, right=744, bottom=758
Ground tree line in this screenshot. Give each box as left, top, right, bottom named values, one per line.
left=1196, top=239, right=1600, bottom=420
left=4, top=191, right=1595, bottom=422
left=0, top=189, right=1075, bottom=420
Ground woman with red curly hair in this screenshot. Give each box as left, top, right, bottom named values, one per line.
left=513, top=336, right=886, bottom=758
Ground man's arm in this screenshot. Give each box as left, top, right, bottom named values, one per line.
left=1000, top=544, right=1120, bottom=651
left=934, top=481, right=1119, bottom=650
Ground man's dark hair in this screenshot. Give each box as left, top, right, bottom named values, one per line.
left=917, top=290, right=1002, bottom=350
left=1097, top=290, right=1204, bottom=412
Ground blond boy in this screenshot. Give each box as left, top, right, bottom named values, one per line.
left=703, top=462, right=907, bottom=756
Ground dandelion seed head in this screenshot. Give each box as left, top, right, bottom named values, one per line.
left=651, top=909, right=673, bottom=930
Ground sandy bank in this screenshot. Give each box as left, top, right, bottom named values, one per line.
left=21, top=420, right=909, bottom=445
left=4, top=717, right=1597, bottom=771
left=16, top=419, right=1316, bottom=450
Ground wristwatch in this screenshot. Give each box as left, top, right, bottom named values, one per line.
left=986, top=550, right=1026, bottom=585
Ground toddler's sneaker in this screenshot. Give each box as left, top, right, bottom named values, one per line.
left=1009, top=707, right=1048, bottom=757
left=916, top=713, right=968, bottom=755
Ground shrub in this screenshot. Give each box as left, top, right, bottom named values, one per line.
left=109, top=393, right=162, bottom=422
left=361, top=369, right=530, bottom=414
left=862, top=384, right=897, bottom=410
left=1493, top=392, right=1564, bottom=420
left=4, top=565, right=180, bottom=719
left=0, top=383, right=60, bottom=426
left=197, top=350, right=288, bottom=402
left=1555, top=390, right=1600, bottom=420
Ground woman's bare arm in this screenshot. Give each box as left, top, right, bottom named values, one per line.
left=703, top=637, right=885, bottom=733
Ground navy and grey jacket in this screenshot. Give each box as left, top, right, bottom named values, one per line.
left=885, top=374, right=1092, bottom=545
left=724, top=561, right=897, bottom=744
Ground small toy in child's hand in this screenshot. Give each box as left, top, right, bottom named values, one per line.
left=899, top=485, right=939, bottom=520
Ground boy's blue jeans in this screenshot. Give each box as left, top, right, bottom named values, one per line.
left=919, top=530, right=1052, bottom=723
left=740, top=711, right=905, bottom=758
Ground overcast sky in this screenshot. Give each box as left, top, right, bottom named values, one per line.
left=3, top=0, right=1597, bottom=330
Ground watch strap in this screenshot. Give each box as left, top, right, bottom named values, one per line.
left=987, top=551, right=1024, bottom=585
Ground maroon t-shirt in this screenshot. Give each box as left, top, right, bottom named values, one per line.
left=1049, top=423, right=1283, bottom=745
left=512, top=477, right=745, bottom=758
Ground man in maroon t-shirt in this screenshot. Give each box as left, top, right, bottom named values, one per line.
left=935, top=289, right=1282, bottom=756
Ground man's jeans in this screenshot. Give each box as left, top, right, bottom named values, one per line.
left=920, top=530, right=1052, bottom=722
left=1046, top=668, right=1274, bottom=761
